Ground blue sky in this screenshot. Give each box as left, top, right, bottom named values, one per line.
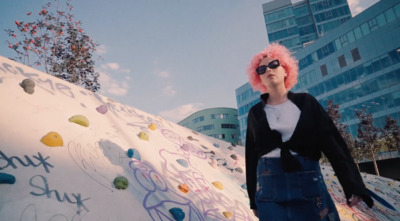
left=0, top=0, right=379, bottom=122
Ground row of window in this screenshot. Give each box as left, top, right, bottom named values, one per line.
left=317, top=17, right=351, bottom=35
left=304, top=49, right=400, bottom=98
left=348, top=111, right=400, bottom=136
left=313, top=5, right=351, bottom=23
left=299, top=2, right=400, bottom=71
left=268, top=27, right=299, bottom=42
left=196, top=123, right=239, bottom=132
left=311, top=0, right=348, bottom=13
left=209, top=134, right=240, bottom=140
left=191, top=113, right=233, bottom=124
left=264, top=7, right=293, bottom=23
left=266, top=17, right=296, bottom=33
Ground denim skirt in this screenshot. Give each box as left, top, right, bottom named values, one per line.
left=255, top=155, right=340, bottom=221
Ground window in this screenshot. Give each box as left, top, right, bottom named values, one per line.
left=221, top=124, right=238, bottom=129
left=320, top=64, right=328, bottom=77
left=192, top=116, right=204, bottom=124
left=361, top=22, right=370, bottom=36
left=353, top=27, right=362, bottom=40
left=211, top=113, right=229, bottom=119
left=384, top=8, right=396, bottom=22
left=196, top=124, right=214, bottom=132
left=376, top=13, right=387, bottom=27
left=347, top=31, right=355, bottom=44
left=338, top=55, right=347, bottom=68
left=368, top=18, right=378, bottom=32
left=351, top=48, right=361, bottom=62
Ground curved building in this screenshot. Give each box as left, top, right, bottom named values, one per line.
left=178, top=107, right=241, bottom=145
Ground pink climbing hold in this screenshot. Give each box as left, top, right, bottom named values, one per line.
left=96, top=105, right=108, bottom=114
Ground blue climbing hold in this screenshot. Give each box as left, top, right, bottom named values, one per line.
left=169, top=207, right=185, bottom=221
left=213, top=143, right=219, bottom=148
left=127, top=148, right=134, bottom=158
left=176, top=159, right=189, bottom=168
left=127, top=148, right=141, bottom=161
left=0, top=173, right=16, bottom=184
left=241, top=184, right=247, bottom=190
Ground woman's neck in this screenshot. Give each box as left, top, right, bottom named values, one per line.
left=267, top=86, right=288, bottom=105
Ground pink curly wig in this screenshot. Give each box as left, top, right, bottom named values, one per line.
left=247, top=43, right=298, bottom=93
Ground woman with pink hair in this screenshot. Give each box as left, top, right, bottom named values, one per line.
left=245, top=43, right=373, bottom=220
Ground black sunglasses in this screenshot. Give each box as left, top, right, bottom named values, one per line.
left=256, top=59, right=280, bottom=75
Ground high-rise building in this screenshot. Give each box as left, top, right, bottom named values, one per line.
left=263, top=0, right=352, bottom=52
left=236, top=0, right=400, bottom=146
left=178, top=107, right=241, bottom=145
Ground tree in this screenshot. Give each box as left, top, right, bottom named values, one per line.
left=355, top=109, right=382, bottom=176
left=5, top=0, right=100, bottom=92
left=382, top=115, right=400, bottom=155
left=325, top=100, right=360, bottom=170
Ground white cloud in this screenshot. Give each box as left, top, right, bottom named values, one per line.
left=159, top=103, right=204, bottom=122
left=163, top=85, right=176, bottom=96
left=97, top=62, right=131, bottom=96
left=158, top=71, right=170, bottom=78
left=101, top=62, right=120, bottom=70
left=96, top=45, right=107, bottom=55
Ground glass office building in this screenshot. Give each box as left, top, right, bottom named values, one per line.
left=236, top=0, right=400, bottom=145
left=263, top=0, right=352, bottom=52
left=178, top=107, right=241, bottom=145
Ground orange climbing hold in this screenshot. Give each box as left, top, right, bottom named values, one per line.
left=40, top=132, right=63, bottom=147
left=212, top=181, right=223, bottom=190
left=223, top=211, right=233, bottom=218
left=148, top=123, right=157, bottom=131
left=178, top=183, right=190, bottom=193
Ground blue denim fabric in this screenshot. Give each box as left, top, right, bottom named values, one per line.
left=255, top=155, right=340, bottom=221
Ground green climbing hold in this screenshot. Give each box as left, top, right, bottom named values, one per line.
left=113, top=176, right=129, bottom=190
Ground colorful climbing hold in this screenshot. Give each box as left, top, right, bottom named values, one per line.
left=212, top=181, right=223, bottom=190
left=213, top=143, right=219, bottom=148
left=20, top=78, right=35, bottom=94
left=96, top=105, right=108, bottom=114
left=138, top=132, right=149, bottom=141
left=148, top=123, right=157, bottom=131
left=178, top=183, right=190, bottom=193
left=230, top=154, right=237, bottom=160
left=0, top=173, right=16, bottom=184
left=180, top=144, right=190, bottom=151
left=113, top=176, right=129, bottom=190
left=169, top=207, right=185, bottom=221
left=40, top=132, right=63, bottom=147
left=240, top=184, right=247, bottom=190
left=126, top=148, right=141, bottom=161
left=69, top=115, right=89, bottom=127
left=223, top=211, right=233, bottom=218
left=176, top=159, right=188, bottom=168
left=235, top=167, right=243, bottom=173
left=127, top=148, right=134, bottom=158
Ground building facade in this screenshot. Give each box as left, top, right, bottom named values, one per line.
left=236, top=0, right=400, bottom=145
left=263, top=0, right=352, bottom=52
left=178, top=107, right=241, bottom=145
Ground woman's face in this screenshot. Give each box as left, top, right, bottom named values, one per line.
left=257, top=57, right=287, bottom=89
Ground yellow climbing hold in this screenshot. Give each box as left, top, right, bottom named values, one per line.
left=40, top=132, right=63, bottom=147
left=178, top=183, right=190, bottom=193
left=148, top=123, right=157, bottom=131
left=212, top=181, right=223, bottom=190
left=223, top=211, right=233, bottom=218
left=138, top=132, right=149, bottom=141
left=69, top=115, right=89, bottom=127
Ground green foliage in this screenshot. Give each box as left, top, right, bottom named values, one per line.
left=5, top=0, right=100, bottom=92
left=382, top=115, right=400, bottom=154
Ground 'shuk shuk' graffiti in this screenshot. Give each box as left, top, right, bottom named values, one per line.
left=0, top=55, right=399, bottom=221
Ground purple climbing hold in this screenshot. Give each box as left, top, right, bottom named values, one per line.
left=169, top=207, right=185, bottom=221
left=96, top=105, right=108, bottom=114
left=180, top=144, right=191, bottom=151
left=0, top=173, right=16, bottom=184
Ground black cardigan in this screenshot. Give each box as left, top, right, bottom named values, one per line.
left=245, top=91, right=373, bottom=209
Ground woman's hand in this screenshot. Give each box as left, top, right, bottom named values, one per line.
left=252, top=209, right=258, bottom=217
left=347, top=195, right=362, bottom=207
